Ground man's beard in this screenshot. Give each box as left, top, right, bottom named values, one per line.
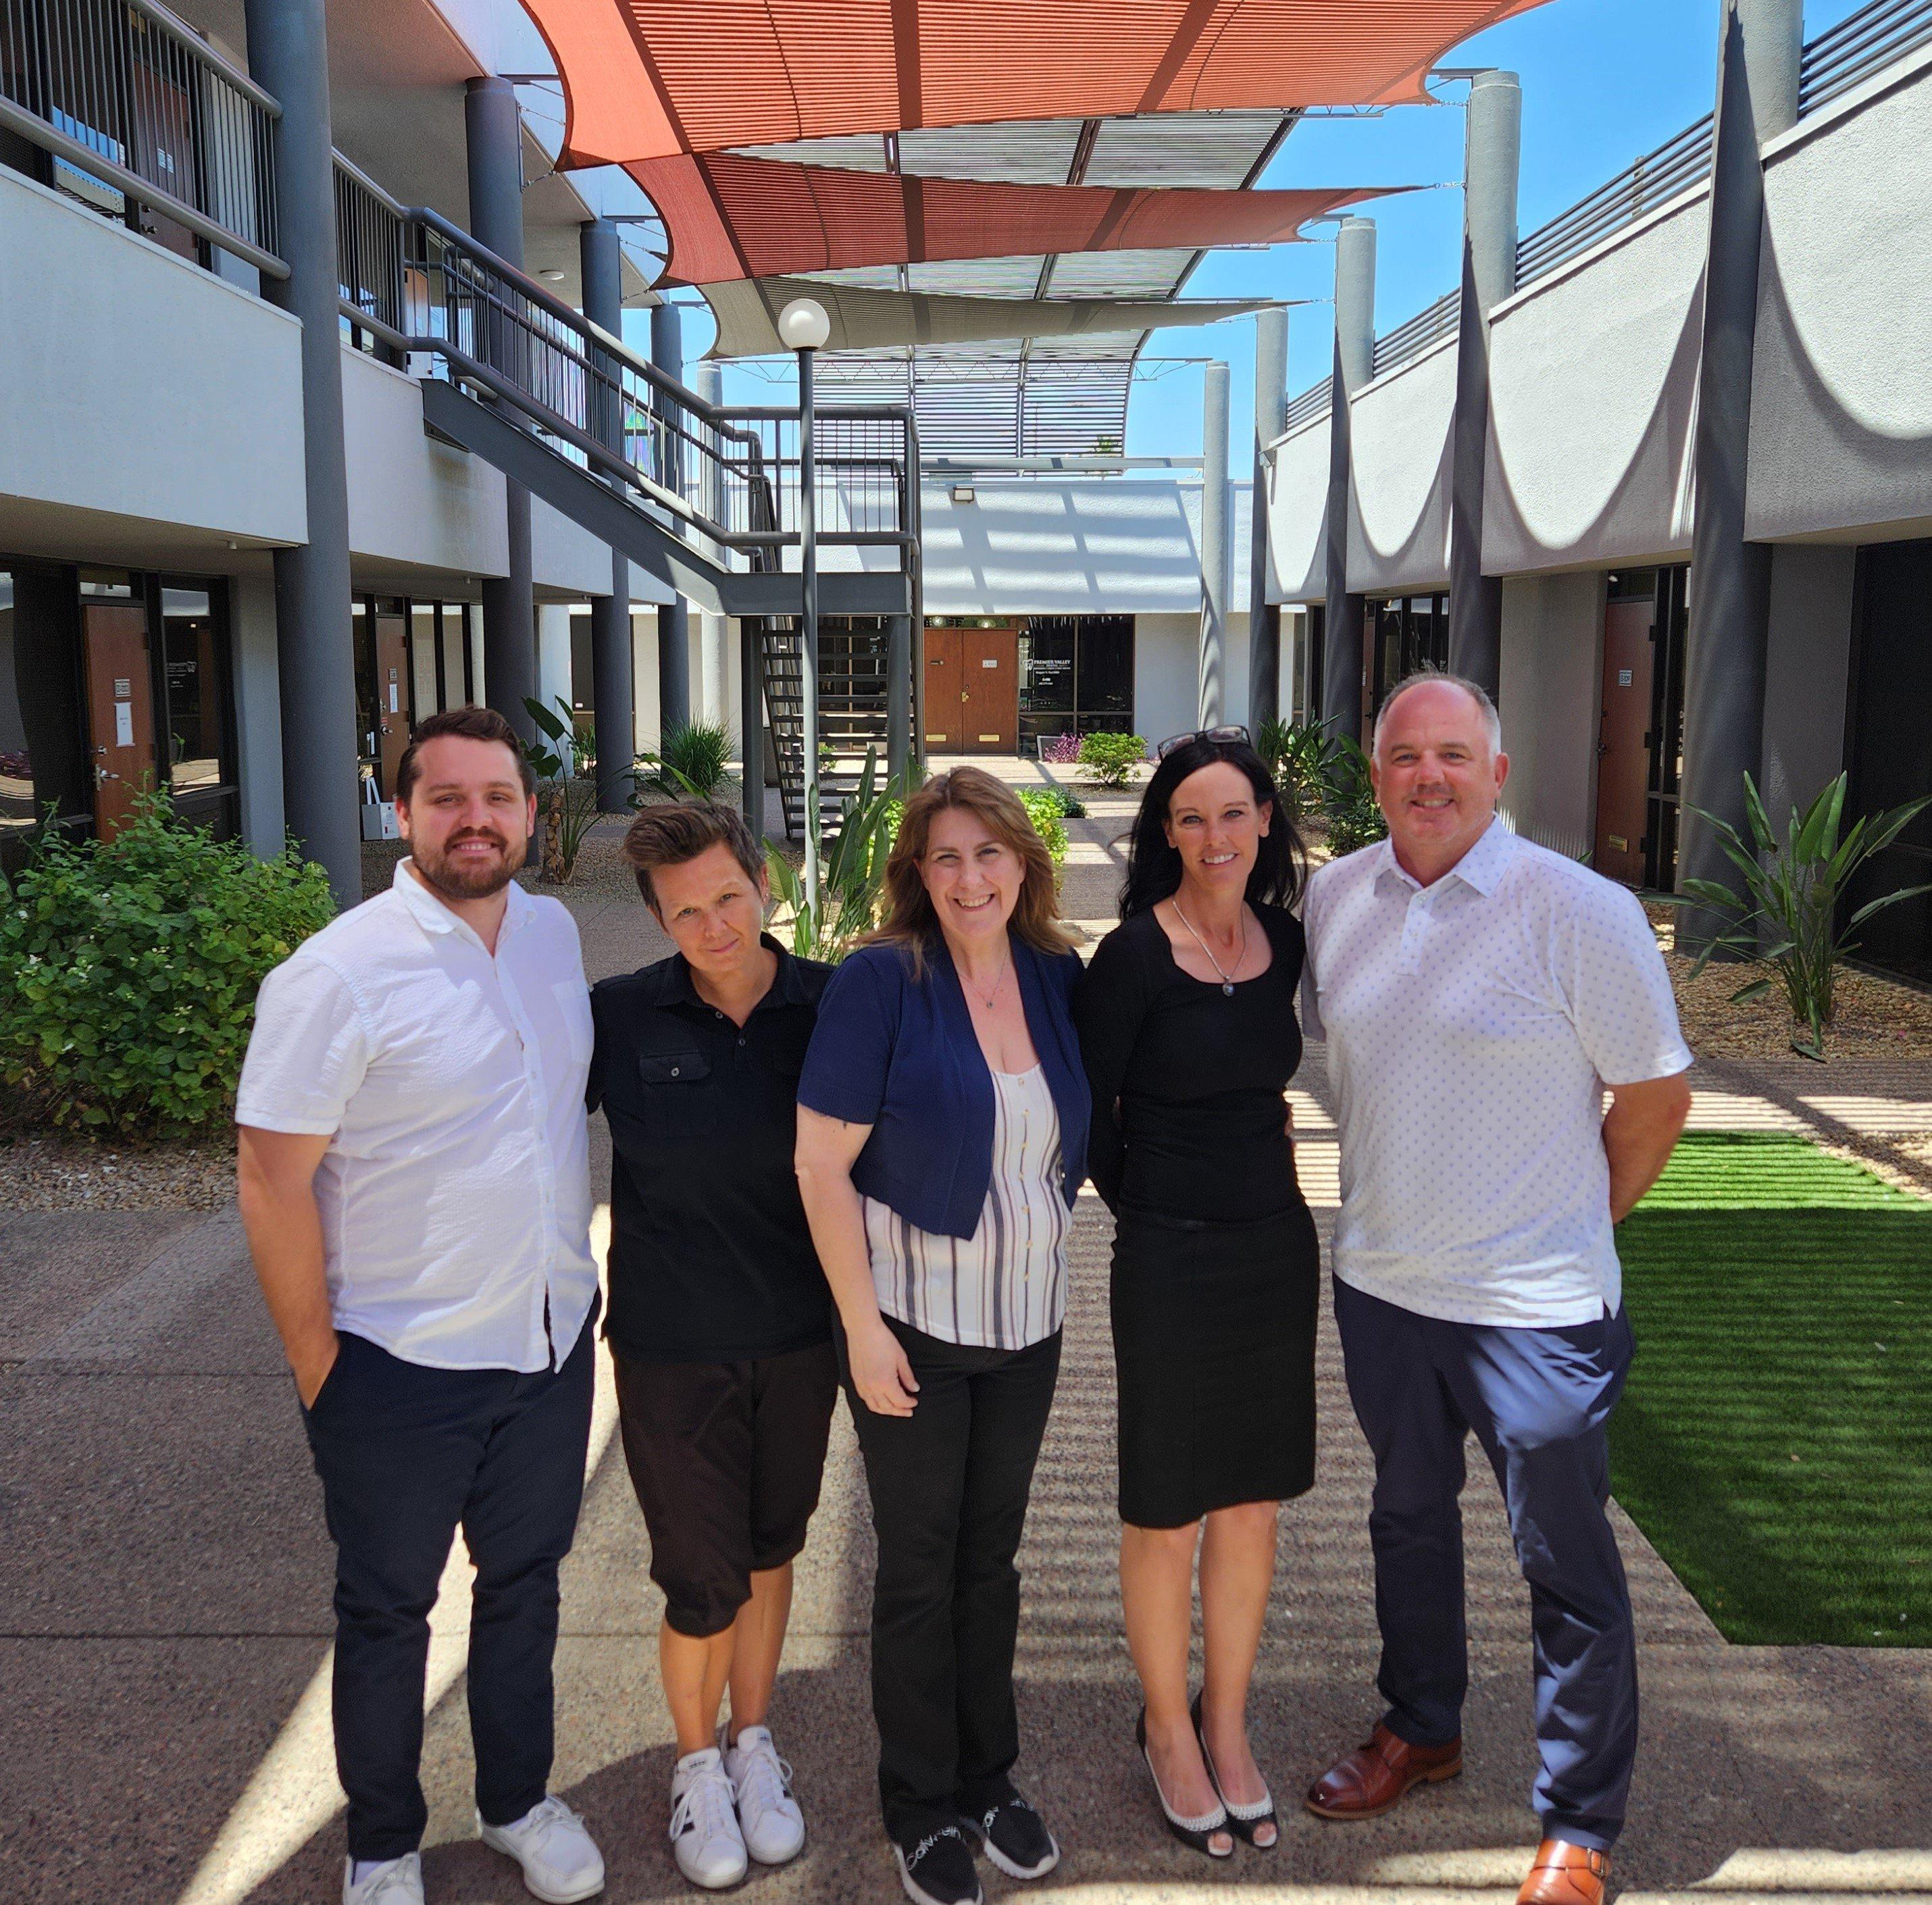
left=413, top=827, right=526, bottom=900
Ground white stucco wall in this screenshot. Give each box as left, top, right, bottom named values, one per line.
left=1134, top=613, right=1200, bottom=748
left=1484, top=191, right=1706, bottom=576
left=1746, top=51, right=1932, bottom=544
left=0, top=167, right=305, bottom=544
left=1348, top=338, right=1455, bottom=594
left=1265, top=413, right=1331, bottom=603
left=1496, top=571, right=1603, bottom=860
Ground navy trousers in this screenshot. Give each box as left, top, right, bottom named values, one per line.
left=1333, top=1277, right=1637, bottom=1851
left=300, top=1315, right=595, bottom=1860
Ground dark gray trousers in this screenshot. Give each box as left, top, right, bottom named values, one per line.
left=1333, top=1275, right=1637, bottom=1851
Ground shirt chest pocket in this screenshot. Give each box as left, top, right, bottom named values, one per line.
left=636, top=1048, right=717, bottom=1138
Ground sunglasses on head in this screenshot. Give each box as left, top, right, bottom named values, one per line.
left=1155, top=724, right=1250, bottom=760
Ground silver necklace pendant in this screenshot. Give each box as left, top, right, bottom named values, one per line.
left=1221, top=979, right=1235, bottom=996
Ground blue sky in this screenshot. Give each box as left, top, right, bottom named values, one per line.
left=657, top=0, right=1866, bottom=469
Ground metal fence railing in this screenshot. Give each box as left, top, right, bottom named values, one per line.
left=1799, top=0, right=1932, bottom=115
left=1281, top=380, right=1331, bottom=434
left=330, top=161, right=915, bottom=565
left=1373, top=288, right=1460, bottom=378
left=0, top=0, right=282, bottom=276
left=1515, top=111, right=1714, bottom=288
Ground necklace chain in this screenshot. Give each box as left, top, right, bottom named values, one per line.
left=1172, top=899, right=1247, bottom=994
left=964, top=953, right=1011, bottom=1012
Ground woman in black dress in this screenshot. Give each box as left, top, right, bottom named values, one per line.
left=1072, top=728, right=1317, bottom=1862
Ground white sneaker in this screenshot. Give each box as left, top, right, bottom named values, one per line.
left=669, top=1746, right=749, bottom=1890
left=722, top=1723, right=806, bottom=1866
left=478, top=1795, right=606, bottom=1903
left=342, top=1854, right=424, bottom=1905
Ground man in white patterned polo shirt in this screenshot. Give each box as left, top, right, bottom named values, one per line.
left=1298, top=673, right=1692, bottom=1905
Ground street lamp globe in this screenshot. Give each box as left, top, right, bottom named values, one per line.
left=778, top=297, right=831, bottom=351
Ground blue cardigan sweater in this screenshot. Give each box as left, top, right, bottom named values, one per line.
left=798, top=935, right=1090, bottom=1240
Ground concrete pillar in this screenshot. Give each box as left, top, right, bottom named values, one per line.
left=465, top=76, right=536, bottom=746
left=1680, top=0, right=1801, bottom=946
left=1321, top=216, right=1376, bottom=736
left=740, top=617, right=765, bottom=836
left=536, top=604, right=574, bottom=746
left=651, top=303, right=692, bottom=733
left=242, top=0, right=361, bottom=909
left=1247, top=305, right=1288, bottom=731
left=1448, top=70, right=1521, bottom=698
left=887, top=615, right=911, bottom=784
left=1198, top=358, right=1231, bottom=725
left=228, top=571, right=285, bottom=859
left=692, top=361, right=732, bottom=730
left=580, top=217, right=635, bottom=811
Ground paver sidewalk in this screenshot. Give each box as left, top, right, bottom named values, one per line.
left=2, top=769, right=1929, bottom=1903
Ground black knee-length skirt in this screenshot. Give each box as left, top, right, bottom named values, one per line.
left=1110, top=1201, right=1320, bottom=1529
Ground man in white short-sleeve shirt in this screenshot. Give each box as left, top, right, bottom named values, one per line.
left=1299, top=674, right=1691, bottom=1905
left=236, top=707, right=605, bottom=1905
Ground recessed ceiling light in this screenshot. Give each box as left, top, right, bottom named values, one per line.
left=539, top=268, right=566, bottom=282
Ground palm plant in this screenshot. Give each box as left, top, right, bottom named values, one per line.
left=765, top=746, right=902, bottom=963
left=1321, top=734, right=1388, bottom=855
left=521, top=696, right=599, bottom=883
left=1671, top=771, right=1932, bottom=1060
left=1256, top=715, right=1343, bottom=825
left=636, top=719, right=734, bottom=801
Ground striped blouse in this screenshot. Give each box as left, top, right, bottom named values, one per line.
left=863, top=1065, right=1068, bottom=1350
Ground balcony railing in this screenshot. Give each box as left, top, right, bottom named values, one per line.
left=1373, top=288, right=1460, bottom=378
left=1799, top=0, right=1932, bottom=115
left=1515, top=112, right=1714, bottom=288
left=332, top=159, right=915, bottom=564
left=0, top=0, right=282, bottom=276
left=1281, top=380, right=1331, bottom=434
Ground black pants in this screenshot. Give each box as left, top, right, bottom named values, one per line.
left=839, top=1315, right=1061, bottom=1844
left=301, top=1316, right=595, bottom=1860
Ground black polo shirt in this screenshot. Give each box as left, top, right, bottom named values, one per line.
left=588, top=936, right=834, bottom=1364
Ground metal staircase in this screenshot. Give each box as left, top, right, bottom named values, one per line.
left=333, top=161, right=919, bottom=833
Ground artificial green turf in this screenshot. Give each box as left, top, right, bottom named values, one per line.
left=1610, top=1133, right=1932, bottom=1648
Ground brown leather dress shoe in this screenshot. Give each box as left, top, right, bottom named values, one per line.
left=1303, top=1721, right=1463, bottom=1820
left=1517, top=1839, right=1612, bottom=1905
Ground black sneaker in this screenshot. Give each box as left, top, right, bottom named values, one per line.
left=893, top=1825, right=982, bottom=1905
left=961, top=1792, right=1061, bottom=1881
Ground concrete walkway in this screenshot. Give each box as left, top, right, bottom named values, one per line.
left=3, top=767, right=1931, bottom=1904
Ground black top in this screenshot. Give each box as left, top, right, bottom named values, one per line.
left=589, top=935, right=833, bottom=1363
left=1073, top=902, right=1306, bottom=1224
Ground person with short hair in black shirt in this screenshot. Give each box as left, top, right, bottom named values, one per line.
left=588, top=802, right=835, bottom=1894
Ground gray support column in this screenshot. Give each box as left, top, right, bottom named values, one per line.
left=466, top=76, right=536, bottom=744
left=741, top=618, right=766, bottom=836
left=242, top=0, right=361, bottom=909
left=1198, top=358, right=1230, bottom=725
left=1247, top=305, right=1288, bottom=730
left=580, top=216, right=635, bottom=810
left=693, top=361, right=731, bottom=727
left=1321, top=216, right=1376, bottom=737
left=887, top=615, right=911, bottom=784
left=228, top=570, right=286, bottom=859
left=1680, top=0, right=1802, bottom=946
left=1447, top=69, right=1521, bottom=697
left=651, top=303, right=692, bottom=732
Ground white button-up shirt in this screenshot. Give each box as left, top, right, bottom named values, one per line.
left=236, top=861, right=597, bottom=1372
left=1302, top=819, right=1692, bottom=1329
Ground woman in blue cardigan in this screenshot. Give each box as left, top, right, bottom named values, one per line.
left=796, top=767, right=1088, bottom=1905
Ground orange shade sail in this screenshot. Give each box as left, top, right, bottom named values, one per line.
left=524, top=0, right=1554, bottom=168
left=640, top=155, right=1395, bottom=285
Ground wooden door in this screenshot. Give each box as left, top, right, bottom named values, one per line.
left=924, top=624, right=963, bottom=751
left=1594, top=597, right=1656, bottom=886
left=376, top=612, right=410, bottom=796
left=959, top=626, right=1019, bottom=753
left=82, top=604, right=157, bottom=839
left=130, top=73, right=200, bottom=263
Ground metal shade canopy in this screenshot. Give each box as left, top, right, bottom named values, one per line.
left=522, top=0, right=1553, bottom=168
left=635, top=153, right=1398, bottom=284
left=701, top=277, right=1266, bottom=358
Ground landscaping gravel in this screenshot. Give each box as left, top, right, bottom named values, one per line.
left=0, top=1133, right=235, bottom=1212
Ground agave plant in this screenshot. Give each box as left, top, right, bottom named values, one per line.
left=765, top=746, right=903, bottom=963
left=1670, top=771, right=1932, bottom=1060
left=521, top=695, right=599, bottom=884
left=634, top=719, right=735, bottom=802
left=1256, top=715, right=1344, bottom=825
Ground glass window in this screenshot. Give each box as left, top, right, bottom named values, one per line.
left=161, top=585, right=229, bottom=797
left=1075, top=618, right=1133, bottom=713
left=1019, top=627, right=1075, bottom=714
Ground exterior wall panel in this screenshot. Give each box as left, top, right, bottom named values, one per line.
left=1266, top=416, right=1331, bottom=603
left=1348, top=338, right=1455, bottom=595
left=1747, top=55, right=1932, bottom=545
left=1496, top=570, right=1603, bottom=859
left=1483, top=194, right=1706, bottom=577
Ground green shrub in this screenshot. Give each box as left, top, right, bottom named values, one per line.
left=638, top=719, right=734, bottom=801
left=1256, top=715, right=1342, bottom=825
left=880, top=789, right=1069, bottom=868
left=1321, top=736, right=1388, bottom=856
left=0, top=795, right=335, bottom=1138
left=1077, top=732, right=1148, bottom=788
left=1022, top=783, right=1086, bottom=820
